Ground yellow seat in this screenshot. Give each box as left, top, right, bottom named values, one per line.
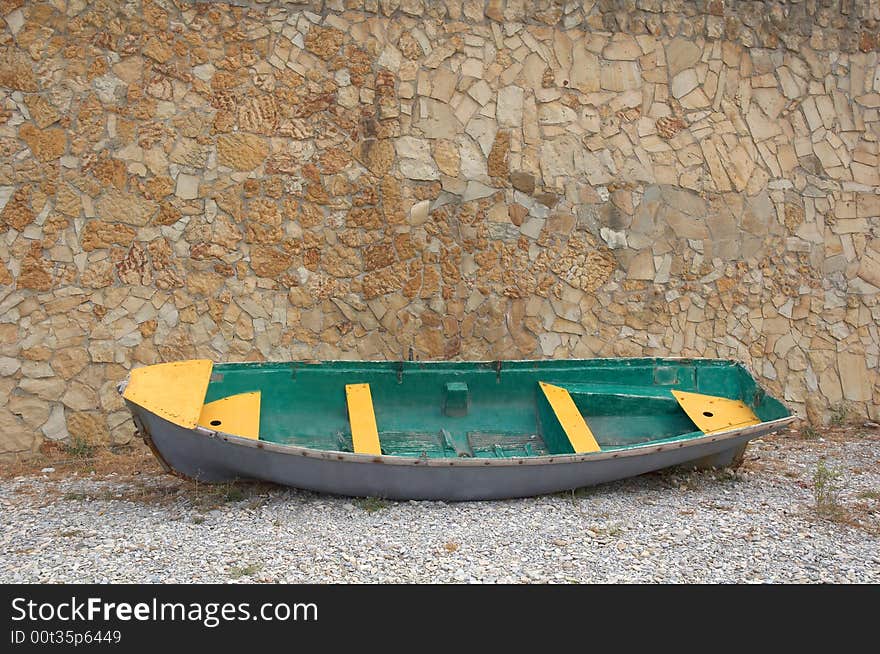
left=671, top=390, right=761, bottom=433
left=198, top=392, right=261, bottom=440
left=538, top=382, right=601, bottom=453
left=345, top=383, right=382, bottom=455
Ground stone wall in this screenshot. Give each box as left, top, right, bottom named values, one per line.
left=1, top=0, right=879, bottom=458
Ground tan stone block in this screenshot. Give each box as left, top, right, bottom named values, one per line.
left=856, top=194, right=880, bottom=219
left=169, top=140, right=209, bottom=168
left=627, top=249, right=654, bottom=280
left=852, top=162, right=880, bottom=186
left=0, top=48, right=37, bottom=91
left=40, top=404, right=70, bottom=441
left=831, top=218, right=867, bottom=234
left=745, top=105, right=782, bottom=141
left=19, top=123, right=66, bottom=161
left=566, top=41, right=599, bottom=93
left=91, top=158, right=128, bottom=189
left=837, top=352, right=872, bottom=402
left=247, top=198, right=281, bottom=227
left=61, top=381, right=99, bottom=412
left=813, top=140, right=842, bottom=169
left=67, top=411, right=111, bottom=445
left=430, top=68, right=457, bottom=103
left=857, top=248, right=880, bottom=288
left=497, top=86, right=524, bottom=127
left=101, top=382, right=125, bottom=413
left=603, top=34, right=641, bottom=61
left=0, top=187, right=35, bottom=231
left=24, top=95, right=61, bottom=128
left=753, top=88, right=786, bottom=120
left=81, top=260, right=115, bottom=288
left=320, top=148, right=352, bottom=174
left=87, top=339, right=114, bottom=363
left=433, top=140, right=460, bottom=177
left=217, top=133, right=269, bottom=171
left=17, top=248, right=53, bottom=292
left=238, top=95, right=279, bottom=135
left=116, top=242, right=151, bottom=285
left=96, top=190, right=157, bottom=226
left=8, top=395, right=49, bottom=430
left=187, top=271, right=225, bottom=296
left=354, top=139, right=395, bottom=175
left=665, top=37, right=702, bottom=77
left=18, top=377, right=65, bottom=401
left=250, top=246, right=292, bottom=277
left=81, top=220, right=137, bottom=251
left=817, top=367, right=842, bottom=404
left=600, top=61, right=641, bottom=92
left=53, top=348, right=90, bottom=380
left=54, top=183, right=82, bottom=217
left=0, top=407, right=36, bottom=455
left=143, top=34, right=174, bottom=63
left=699, top=138, right=733, bottom=192
left=174, top=174, right=198, bottom=200
left=364, top=243, right=395, bottom=272
left=304, top=26, right=345, bottom=60
left=414, top=328, right=444, bottom=358
left=487, top=130, right=510, bottom=179
left=398, top=32, right=424, bottom=60
left=670, top=68, right=699, bottom=99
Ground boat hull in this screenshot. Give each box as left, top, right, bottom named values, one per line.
left=130, top=403, right=792, bottom=501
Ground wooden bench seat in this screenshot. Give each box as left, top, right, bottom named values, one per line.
left=538, top=381, right=601, bottom=454
left=345, top=383, right=382, bottom=455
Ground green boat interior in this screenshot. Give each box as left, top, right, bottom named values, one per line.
left=185, top=359, right=790, bottom=459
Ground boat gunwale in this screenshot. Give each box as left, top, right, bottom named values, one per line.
left=209, top=355, right=762, bottom=372
left=186, top=415, right=795, bottom=468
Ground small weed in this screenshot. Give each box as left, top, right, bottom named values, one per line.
left=443, top=541, right=460, bottom=553
left=556, top=487, right=588, bottom=505
left=856, top=489, right=880, bottom=500
left=800, top=425, right=820, bottom=440
left=221, top=485, right=246, bottom=503
left=192, top=516, right=206, bottom=525
left=64, top=435, right=96, bottom=459
left=355, top=497, right=388, bottom=513
left=813, top=459, right=846, bottom=520
left=245, top=496, right=267, bottom=510
left=185, top=481, right=277, bottom=511
left=829, top=403, right=850, bottom=427
left=228, top=563, right=262, bottom=579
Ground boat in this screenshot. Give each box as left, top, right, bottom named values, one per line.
left=119, top=358, right=794, bottom=501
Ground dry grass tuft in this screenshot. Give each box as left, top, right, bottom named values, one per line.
left=1, top=441, right=161, bottom=480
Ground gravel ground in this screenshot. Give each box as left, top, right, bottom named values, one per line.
left=1, top=427, right=878, bottom=584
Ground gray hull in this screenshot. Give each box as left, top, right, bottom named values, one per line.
left=130, top=402, right=794, bottom=501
